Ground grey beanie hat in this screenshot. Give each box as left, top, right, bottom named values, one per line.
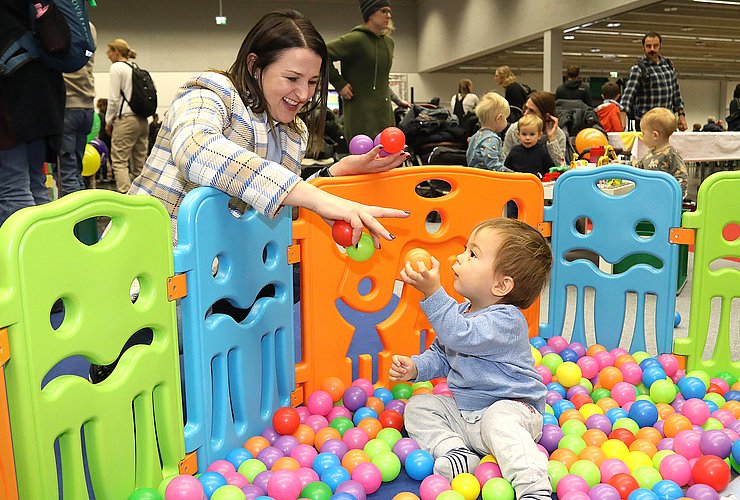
left=359, top=0, right=391, bottom=21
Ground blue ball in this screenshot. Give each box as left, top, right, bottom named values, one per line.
left=628, top=488, right=659, bottom=500
left=352, top=407, right=378, bottom=425
left=321, top=465, right=351, bottom=492
left=551, top=399, right=575, bottom=419
left=642, top=365, right=667, bottom=388
left=705, top=400, right=719, bottom=413
left=543, top=413, right=559, bottom=426
left=547, top=382, right=567, bottom=398
left=559, top=348, right=579, bottom=363
left=628, top=399, right=659, bottom=428
left=606, top=407, right=629, bottom=425
left=530, top=337, right=547, bottom=349
left=639, top=358, right=662, bottom=371
left=673, top=312, right=681, bottom=328
left=225, top=447, right=253, bottom=470
left=652, top=479, right=684, bottom=500
left=725, top=390, right=740, bottom=402
left=405, top=449, right=435, bottom=480
left=732, top=437, right=740, bottom=464
left=198, top=471, right=227, bottom=499
left=331, top=493, right=358, bottom=500
left=312, top=452, right=341, bottom=476
left=373, top=388, right=393, bottom=405
left=677, top=376, right=707, bottom=399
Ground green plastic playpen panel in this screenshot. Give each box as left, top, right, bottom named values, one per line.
left=674, top=170, right=740, bottom=380
left=0, top=190, right=185, bottom=499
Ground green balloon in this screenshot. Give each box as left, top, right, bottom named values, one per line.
left=548, top=460, right=569, bottom=490
left=372, top=451, right=402, bottom=482
left=481, top=477, right=515, bottom=500
left=650, top=379, right=677, bottom=404
left=364, top=438, right=392, bottom=460
left=632, top=465, right=662, bottom=489
left=591, top=388, right=611, bottom=402
left=330, top=416, right=354, bottom=436
left=237, top=458, right=266, bottom=482
left=437, top=491, right=466, bottom=500
left=300, top=481, right=333, bottom=500
left=128, top=487, right=162, bottom=500
left=570, top=459, right=601, bottom=488
left=345, top=233, right=375, bottom=262
left=211, top=485, right=248, bottom=500
left=376, top=427, right=403, bottom=449
left=561, top=419, right=587, bottom=437
left=557, top=434, right=587, bottom=455
left=157, top=474, right=177, bottom=499
left=86, top=112, right=101, bottom=143
left=391, top=383, right=413, bottom=400
left=612, top=417, right=640, bottom=435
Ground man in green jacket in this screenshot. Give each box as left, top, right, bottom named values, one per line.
left=327, top=0, right=408, bottom=141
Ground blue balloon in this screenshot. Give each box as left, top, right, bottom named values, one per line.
left=405, top=449, right=434, bottom=480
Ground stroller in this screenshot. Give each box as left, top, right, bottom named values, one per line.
left=398, top=104, right=468, bottom=165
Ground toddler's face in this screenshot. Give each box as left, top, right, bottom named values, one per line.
left=452, top=228, right=502, bottom=305
left=518, top=125, right=541, bottom=148
left=640, top=123, right=658, bottom=148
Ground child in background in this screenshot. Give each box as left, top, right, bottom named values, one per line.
left=504, top=114, right=556, bottom=178
left=391, top=218, right=552, bottom=499
left=595, top=82, right=627, bottom=132
left=635, top=107, right=688, bottom=199
left=466, top=92, right=511, bottom=171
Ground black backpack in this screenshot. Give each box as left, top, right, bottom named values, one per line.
left=556, top=99, right=605, bottom=137
left=120, top=62, right=157, bottom=118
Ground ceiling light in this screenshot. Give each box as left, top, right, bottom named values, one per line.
left=563, top=35, right=575, bottom=40
left=590, top=48, right=602, bottom=53
left=563, top=25, right=581, bottom=33
left=693, top=0, right=740, bottom=4
left=681, top=27, right=694, bottom=32
left=606, top=22, right=621, bottom=27
left=663, top=6, right=678, bottom=11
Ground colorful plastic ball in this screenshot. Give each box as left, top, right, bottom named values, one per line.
left=240, top=483, right=264, bottom=499
left=165, top=475, right=206, bottom=500
left=699, top=429, right=732, bottom=459
left=198, top=471, right=228, bottom=497
left=404, top=248, right=433, bottom=273
left=480, top=477, right=515, bottom=500
left=677, top=377, right=707, bottom=400
left=265, top=469, right=300, bottom=500
left=541, top=353, right=564, bottom=375
left=391, top=383, right=413, bottom=400
left=391, top=437, right=419, bottom=465
left=393, top=493, right=421, bottom=500
left=378, top=409, right=404, bottom=432
left=651, top=479, right=683, bottom=500
left=612, top=382, right=638, bottom=406
left=651, top=380, right=678, bottom=404
left=307, top=390, right=334, bottom=417
left=632, top=465, right=663, bottom=489
left=628, top=488, right=660, bottom=500
left=569, top=459, right=601, bottom=488
left=376, top=428, right=403, bottom=449
left=363, top=438, right=391, bottom=461
left=538, top=423, right=564, bottom=453
left=351, top=461, right=382, bottom=494
left=590, top=483, right=622, bottom=500
left=404, top=449, right=434, bottom=480
left=659, top=453, right=692, bottom=486
left=419, top=474, right=451, bottom=500
left=577, top=356, right=600, bottom=380
left=372, top=451, right=401, bottom=482
left=436, top=491, right=465, bottom=500
left=349, top=134, right=374, bottom=155
left=642, top=366, right=668, bottom=388
left=273, top=407, right=301, bottom=437
left=587, top=414, right=614, bottom=435
left=225, top=447, right=253, bottom=470
left=379, top=127, right=405, bottom=154
left=449, top=472, right=480, bottom=500
left=252, top=469, right=274, bottom=493
left=352, top=407, right=378, bottom=426
left=244, top=435, right=271, bottom=457
left=351, top=379, right=374, bottom=396
left=608, top=472, right=640, bottom=499
left=320, top=438, right=349, bottom=460
left=300, top=480, right=333, bottom=500
left=591, top=388, right=612, bottom=403
left=673, top=312, right=681, bottom=327
left=558, top=348, right=579, bottom=363
left=321, top=465, right=352, bottom=492
left=599, top=458, right=630, bottom=483
left=628, top=400, right=659, bottom=428
left=345, top=233, right=375, bottom=262
left=335, top=479, right=367, bottom=500
left=331, top=221, right=355, bottom=248
left=474, top=461, right=502, bottom=485
left=128, top=488, right=161, bottom=500
left=330, top=417, right=354, bottom=437
left=691, top=455, right=731, bottom=491
left=343, top=427, right=372, bottom=451
left=556, top=362, right=583, bottom=388
left=556, top=473, right=590, bottom=498
left=685, top=484, right=721, bottom=500
left=530, top=337, right=547, bottom=348
left=238, top=458, right=267, bottom=483
left=212, top=485, right=248, bottom=500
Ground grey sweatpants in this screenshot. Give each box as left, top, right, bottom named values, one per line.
left=404, top=394, right=551, bottom=500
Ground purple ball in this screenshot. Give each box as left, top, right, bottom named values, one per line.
left=589, top=483, right=621, bottom=500
left=685, top=484, right=720, bottom=500
left=349, top=134, right=374, bottom=155
left=336, top=479, right=367, bottom=500
left=251, top=470, right=273, bottom=494
left=320, top=438, right=349, bottom=459
left=653, top=419, right=666, bottom=436
left=261, top=426, right=279, bottom=444
left=566, top=385, right=590, bottom=399
left=241, top=483, right=264, bottom=500
left=392, top=437, right=420, bottom=465
left=256, top=446, right=284, bottom=468
left=273, top=435, right=300, bottom=456
left=385, top=400, right=406, bottom=415
left=585, top=414, right=613, bottom=435
left=657, top=437, right=674, bottom=451
left=727, top=420, right=740, bottom=434
left=699, top=429, right=732, bottom=458
left=539, top=345, right=556, bottom=356
left=569, top=342, right=587, bottom=358
left=546, top=391, right=563, bottom=406
left=342, top=386, right=368, bottom=412
left=538, top=424, right=564, bottom=454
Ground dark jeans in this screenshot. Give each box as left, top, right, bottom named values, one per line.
left=0, top=139, right=50, bottom=227
left=58, top=108, right=94, bottom=196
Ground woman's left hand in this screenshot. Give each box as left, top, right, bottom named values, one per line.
left=544, top=113, right=559, bottom=142
left=329, top=145, right=410, bottom=176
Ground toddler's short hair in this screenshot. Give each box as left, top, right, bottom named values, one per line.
left=601, top=81, right=620, bottom=100
left=518, top=113, right=543, bottom=133
left=472, top=218, right=552, bottom=309
left=475, top=92, right=510, bottom=128
left=640, top=108, right=677, bottom=138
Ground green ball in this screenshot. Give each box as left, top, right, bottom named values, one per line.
left=330, top=417, right=354, bottom=436
left=557, top=434, right=587, bottom=455
left=300, top=481, right=333, bottom=500
left=730, top=453, right=740, bottom=473
left=635, top=382, right=650, bottom=396
left=237, top=458, right=266, bottom=482
left=569, top=459, right=601, bottom=488
left=391, top=383, right=413, bottom=400
left=437, top=491, right=466, bottom=500
left=211, top=485, right=249, bottom=500
left=157, top=474, right=177, bottom=499
left=481, top=477, right=515, bottom=500
left=548, top=460, right=569, bottom=490
left=650, top=379, right=677, bottom=404
left=702, top=417, right=723, bottom=431
left=686, top=370, right=711, bottom=389
left=632, top=351, right=650, bottom=364
left=561, top=419, right=587, bottom=437
left=632, top=465, right=662, bottom=489
left=364, top=438, right=392, bottom=460
left=652, top=450, right=675, bottom=469
left=704, top=393, right=726, bottom=408
left=591, top=388, right=611, bottom=402
left=128, top=487, right=161, bottom=500
left=612, top=417, right=640, bottom=435
left=541, top=353, right=564, bottom=375
left=411, top=380, right=433, bottom=392
left=376, top=427, right=403, bottom=449
left=372, top=451, right=402, bottom=482
left=716, top=371, right=737, bottom=386
left=578, top=378, right=593, bottom=393
left=635, top=395, right=655, bottom=403
left=345, top=233, right=375, bottom=262
left=545, top=403, right=554, bottom=415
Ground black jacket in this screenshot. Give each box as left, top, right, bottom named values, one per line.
left=555, top=80, right=592, bottom=107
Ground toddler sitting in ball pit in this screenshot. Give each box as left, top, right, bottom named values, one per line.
left=390, top=217, right=553, bottom=499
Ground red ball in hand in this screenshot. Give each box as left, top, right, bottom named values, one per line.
left=379, top=127, right=405, bottom=154
left=332, top=220, right=354, bottom=247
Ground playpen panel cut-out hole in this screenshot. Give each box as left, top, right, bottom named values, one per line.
left=575, top=217, right=593, bottom=236
left=583, top=287, right=596, bottom=347
left=211, top=255, right=229, bottom=279
left=73, top=216, right=101, bottom=246
left=702, top=297, right=723, bottom=361
left=594, top=177, right=636, bottom=197
left=708, top=258, right=740, bottom=272
left=722, top=222, right=740, bottom=242
left=425, top=210, right=443, bottom=235
left=205, top=284, right=278, bottom=323
left=618, top=292, right=638, bottom=351
left=228, top=347, right=247, bottom=434
left=130, top=277, right=141, bottom=304
left=635, top=220, right=656, bottom=240
left=561, top=285, right=577, bottom=340
left=50, top=298, right=66, bottom=331
left=262, top=241, right=278, bottom=267
left=731, top=298, right=740, bottom=362
left=414, top=179, right=451, bottom=199
left=358, top=277, right=374, bottom=297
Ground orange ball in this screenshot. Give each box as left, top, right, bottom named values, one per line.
left=272, top=456, right=301, bottom=471
left=244, top=436, right=270, bottom=457
left=596, top=397, right=619, bottom=413
left=582, top=429, right=609, bottom=448
left=393, top=493, right=421, bottom=500
left=320, top=376, right=346, bottom=402
left=598, top=367, right=624, bottom=390
left=550, top=448, right=579, bottom=469
left=570, top=393, right=594, bottom=410
left=575, top=127, right=608, bottom=155
left=559, top=409, right=586, bottom=426
left=722, top=400, right=740, bottom=418
left=629, top=438, right=658, bottom=458
left=356, top=417, right=383, bottom=440
left=412, top=387, right=433, bottom=396
left=587, top=344, right=607, bottom=357
left=656, top=403, right=676, bottom=420
left=663, top=413, right=692, bottom=438
left=731, top=381, right=740, bottom=391
left=579, top=445, right=607, bottom=466
left=314, top=427, right=342, bottom=450
left=614, top=354, right=636, bottom=368
left=635, top=427, right=663, bottom=446
left=404, top=248, right=433, bottom=272
left=342, top=449, right=370, bottom=473
left=365, top=396, right=385, bottom=415
left=292, top=423, right=316, bottom=445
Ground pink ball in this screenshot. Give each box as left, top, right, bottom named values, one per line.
left=610, top=348, right=629, bottom=358
left=433, top=382, right=449, bottom=394
left=710, top=409, right=734, bottom=427
left=289, top=444, right=318, bottom=468
left=610, top=381, right=637, bottom=406
left=720, top=428, right=739, bottom=442
left=671, top=369, right=686, bottom=384
left=561, top=492, right=592, bottom=500
left=592, top=351, right=616, bottom=369
left=223, top=471, right=250, bottom=489
left=535, top=365, right=553, bottom=385
left=536, top=444, right=549, bottom=456
left=207, top=459, right=236, bottom=476
left=304, top=414, right=329, bottom=433
left=599, top=458, right=630, bottom=483
left=351, top=461, right=382, bottom=494
left=556, top=474, right=589, bottom=498
left=295, top=467, right=320, bottom=488
left=547, top=335, right=569, bottom=353
left=351, top=378, right=375, bottom=398
left=419, top=474, right=451, bottom=500
left=342, top=427, right=370, bottom=450
left=659, top=453, right=692, bottom=486
left=710, top=378, right=729, bottom=394
left=165, top=475, right=205, bottom=500
left=682, top=399, right=711, bottom=426
left=658, top=354, right=680, bottom=376
left=327, top=406, right=351, bottom=421
left=577, top=356, right=600, bottom=380
left=619, top=362, right=643, bottom=385
left=266, top=469, right=301, bottom=500
left=295, top=406, right=310, bottom=423
left=474, top=461, right=502, bottom=485
left=674, top=430, right=702, bottom=460
left=307, top=390, right=334, bottom=416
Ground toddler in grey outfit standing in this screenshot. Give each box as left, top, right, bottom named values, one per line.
left=391, top=217, right=552, bottom=500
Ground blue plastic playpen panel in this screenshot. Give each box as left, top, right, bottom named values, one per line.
left=174, top=187, right=294, bottom=471
left=541, top=165, right=682, bottom=354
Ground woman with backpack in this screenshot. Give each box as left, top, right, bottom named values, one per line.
left=450, top=79, right=479, bottom=135
left=106, top=38, right=149, bottom=194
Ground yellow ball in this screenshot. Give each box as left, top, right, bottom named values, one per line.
left=579, top=403, right=604, bottom=420
left=531, top=345, right=542, bottom=366
left=601, top=438, right=630, bottom=460
left=480, top=454, right=497, bottom=464
left=451, top=472, right=481, bottom=500
left=624, top=450, right=653, bottom=472
left=555, top=361, right=582, bottom=388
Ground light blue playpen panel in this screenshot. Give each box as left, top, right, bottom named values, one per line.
left=174, top=187, right=294, bottom=471
left=541, top=165, right=682, bottom=354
